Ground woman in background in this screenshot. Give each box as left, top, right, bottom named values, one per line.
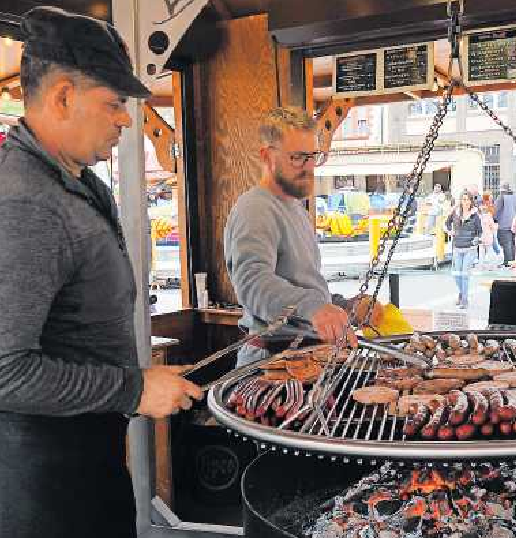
left=483, top=191, right=501, bottom=258
left=446, top=191, right=482, bottom=309
left=479, top=203, right=497, bottom=269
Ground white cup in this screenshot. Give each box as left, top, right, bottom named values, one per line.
left=195, top=272, right=208, bottom=308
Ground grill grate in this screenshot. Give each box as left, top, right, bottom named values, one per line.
left=207, top=331, right=516, bottom=460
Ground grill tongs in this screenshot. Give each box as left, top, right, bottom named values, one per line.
left=182, top=306, right=300, bottom=390
left=285, top=315, right=432, bottom=369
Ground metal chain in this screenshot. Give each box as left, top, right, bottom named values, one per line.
left=351, top=80, right=458, bottom=330
left=459, top=81, right=516, bottom=144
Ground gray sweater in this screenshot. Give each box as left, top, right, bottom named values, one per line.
left=0, top=121, right=143, bottom=416
left=494, top=192, right=516, bottom=230
left=224, top=186, right=330, bottom=333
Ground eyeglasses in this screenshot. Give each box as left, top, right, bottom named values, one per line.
left=268, top=146, right=328, bottom=168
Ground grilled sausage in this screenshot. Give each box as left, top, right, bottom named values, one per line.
left=421, top=401, right=448, bottom=439
left=484, top=339, right=500, bottom=357
left=448, top=334, right=461, bottom=349
left=403, top=403, right=430, bottom=437
left=455, top=423, right=476, bottom=440
left=468, top=391, right=489, bottom=425
left=500, top=421, right=514, bottom=436
left=227, top=378, right=254, bottom=408
left=499, top=390, right=516, bottom=422
left=245, top=381, right=273, bottom=420
left=467, top=333, right=479, bottom=350
left=448, top=390, right=469, bottom=425
left=421, top=335, right=437, bottom=350
left=481, top=423, right=494, bottom=436
left=256, top=382, right=285, bottom=417
left=483, top=388, right=504, bottom=424
left=437, top=423, right=455, bottom=440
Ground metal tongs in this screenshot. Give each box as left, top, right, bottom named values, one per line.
left=182, top=306, right=299, bottom=391
left=285, top=314, right=432, bottom=369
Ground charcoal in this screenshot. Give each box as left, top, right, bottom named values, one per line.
left=402, top=517, right=419, bottom=533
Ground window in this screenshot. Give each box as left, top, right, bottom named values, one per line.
left=498, top=91, right=509, bottom=109
left=469, top=91, right=506, bottom=110
left=408, top=98, right=456, bottom=116
left=334, top=176, right=355, bottom=190
left=357, top=119, right=368, bottom=135
left=484, top=164, right=501, bottom=196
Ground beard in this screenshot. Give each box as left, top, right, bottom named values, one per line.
left=274, top=167, right=313, bottom=199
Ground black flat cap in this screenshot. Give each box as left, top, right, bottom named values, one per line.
left=21, top=6, right=151, bottom=98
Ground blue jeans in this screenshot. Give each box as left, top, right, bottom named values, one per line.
left=452, top=247, right=477, bottom=304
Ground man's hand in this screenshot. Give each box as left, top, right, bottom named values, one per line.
left=136, top=365, right=203, bottom=419
left=311, top=304, right=357, bottom=346
left=354, top=296, right=384, bottom=328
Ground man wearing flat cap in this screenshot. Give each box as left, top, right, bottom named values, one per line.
left=0, top=6, right=201, bottom=538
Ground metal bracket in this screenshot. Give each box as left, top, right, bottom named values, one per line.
left=447, top=0, right=464, bottom=79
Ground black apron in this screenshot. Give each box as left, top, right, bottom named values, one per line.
left=0, top=412, right=136, bottom=538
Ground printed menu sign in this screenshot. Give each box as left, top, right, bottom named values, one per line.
left=383, top=44, right=431, bottom=90
left=466, top=27, right=516, bottom=83
left=335, top=52, right=377, bottom=96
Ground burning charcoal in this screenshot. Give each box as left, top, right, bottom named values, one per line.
left=403, top=517, right=420, bottom=533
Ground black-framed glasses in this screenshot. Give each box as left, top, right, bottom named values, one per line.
left=269, top=146, right=328, bottom=168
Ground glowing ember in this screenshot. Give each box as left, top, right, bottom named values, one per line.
left=304, top=463, right=516, bottom=538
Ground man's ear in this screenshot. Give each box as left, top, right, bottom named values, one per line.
left=48, top=78, right=76, bottom=120
left=260, top=146, right=273, bottom=170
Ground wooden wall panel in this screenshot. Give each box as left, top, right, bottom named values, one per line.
left=199, top=15, right=289, bottom=303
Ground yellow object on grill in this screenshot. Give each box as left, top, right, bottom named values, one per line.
left=363, top=303, right=413, bottom=339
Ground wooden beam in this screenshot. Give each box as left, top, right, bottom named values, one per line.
left=142, top=104, right=176, bottom=173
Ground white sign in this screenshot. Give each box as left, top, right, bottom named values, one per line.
left=138, top=0, right=209, bottom=86
left=434, top=310, right=469, bottom=331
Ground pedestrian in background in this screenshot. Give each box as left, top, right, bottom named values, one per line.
left=479, top=203, right=497, bottom=269
left=446, top=190, right=482, bottom=309
left=482, top=191, right=501, bottom=257
left=494, top=182, right=516, bottom=267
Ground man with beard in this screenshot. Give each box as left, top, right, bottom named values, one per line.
left=224, top=107, right=383, bottom=366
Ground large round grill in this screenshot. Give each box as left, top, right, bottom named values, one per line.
left=208, top=331, right=516, bottom=460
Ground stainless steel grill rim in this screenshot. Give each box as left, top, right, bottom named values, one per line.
left=208, top=331, right=516, bottom=460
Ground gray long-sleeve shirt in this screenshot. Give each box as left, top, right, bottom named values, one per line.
left=494, top=192, right=516, bottom=230
left=0, top=121, right=143, bottom=416
left=224, top=186, right=330, bottom=333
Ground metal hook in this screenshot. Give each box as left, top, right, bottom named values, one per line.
left=447, top=0, right=464, bottom=16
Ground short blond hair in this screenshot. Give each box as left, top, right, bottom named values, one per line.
left=259, top=106, right=316, bottom=145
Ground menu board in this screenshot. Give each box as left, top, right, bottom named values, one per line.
left=465, top=26, right=516, bottom=84
left=333, top=42, right=433, bottom=98
left=383, top=44, right=432, bottom=92
left=334, top=52, right=378, bottom=97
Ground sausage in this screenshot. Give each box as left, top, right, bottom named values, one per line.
left=421, top=401, right=448, bottom=439
left=256, top=382, right=285, bottom=416
left=455, top=423, right=476, bottom=440
left=448, top=334, right=461, bottom=349
left=483, top=388, right=504, bottom=424
left=421, top=335, right=437, bottom=350
left=410, top=334, right=426, bottom=353
left=484, top=339, right=500, bottom=357
left=467, top=334, right=479, bottom=350
left=437, top=423, right=455, bottom=440
left=499, top=390, right=516, bottom=422
left=448, top=390, right=469, bottom=425
left=403, top=403, right=430, bottom=437
left=468, top=391, right=489, bottom=425
left=245, top=381, right=274, bottom=419
left=476, top=342, right=484, bottom=355
left=481, top=423, right=494, bottom=436
left=435, top=345, right=447, bottom=362
left=500, top=421, right=514, bottom=436
left=285, top=381, right=305, bottom=420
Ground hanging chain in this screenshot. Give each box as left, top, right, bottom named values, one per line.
left=352, top=80, right=458, bottom=330
left=459, top=82, right=516, bottom=144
